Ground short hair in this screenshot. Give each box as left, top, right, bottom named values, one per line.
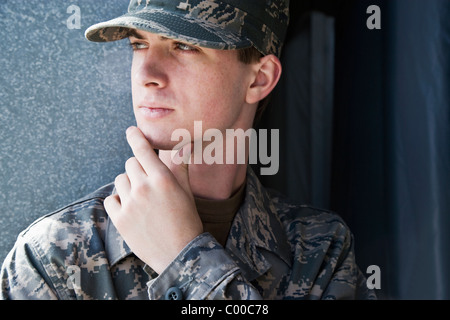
left=237, top=46, right=263, bottom=64
left=237, top=47, right=272, bottom=124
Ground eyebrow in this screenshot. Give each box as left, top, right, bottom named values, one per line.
left=127, top=29, right=170, bottom=42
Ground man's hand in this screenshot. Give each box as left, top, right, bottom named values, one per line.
left=104, top=126, right=203, bottom=274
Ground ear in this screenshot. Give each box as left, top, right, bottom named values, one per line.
left=246, top=54, right=282, bottom=105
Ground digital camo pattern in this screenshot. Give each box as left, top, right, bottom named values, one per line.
left=0, top=168, right=376, bottom=300
left=85, top=0, right=290, bottom=57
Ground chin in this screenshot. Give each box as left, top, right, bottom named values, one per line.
left=138, top=126, right=181, bottom=151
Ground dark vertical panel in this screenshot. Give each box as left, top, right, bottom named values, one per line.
left=387, top=0, right=450, bottom=299
left=332, top=0, right=393, bottom=299
left=309, top=13, right=335, bottom=208
left=257, top=10, right=335, bottom=211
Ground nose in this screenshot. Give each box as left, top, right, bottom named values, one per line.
left=132, top=46, right=169, bottom=88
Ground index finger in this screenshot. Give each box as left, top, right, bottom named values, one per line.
left=126, top=126, right=165, bottom=175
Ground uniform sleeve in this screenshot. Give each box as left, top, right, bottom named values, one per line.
left=146, top=233, right=263, bottom=300
left=320, top=230, right=377, bottom=300
left=1, top=236, right=58, bottom=300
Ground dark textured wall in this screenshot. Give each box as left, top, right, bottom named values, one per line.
left=0, top=1, right=135, bottom=263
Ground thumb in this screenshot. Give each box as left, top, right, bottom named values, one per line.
left=169, top=142, right=193, bottom=194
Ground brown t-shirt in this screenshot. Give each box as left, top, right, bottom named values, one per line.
left=194, top=182, right=246, bottom=247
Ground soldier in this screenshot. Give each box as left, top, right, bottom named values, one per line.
left=1, top=0, right=376, bottom=300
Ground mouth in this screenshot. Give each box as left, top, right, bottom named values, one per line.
left=138, top=104, right=174, bottom=119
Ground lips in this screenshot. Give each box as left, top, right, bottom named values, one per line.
left=138, top=104, right=174, bottom=119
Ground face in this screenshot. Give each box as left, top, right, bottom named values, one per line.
left=129, top=30, right=258, bottom=151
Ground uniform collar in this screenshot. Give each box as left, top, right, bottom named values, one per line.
left=105, top=167, right=292, bottom=275
left=225, top=167, right=292, bottom=281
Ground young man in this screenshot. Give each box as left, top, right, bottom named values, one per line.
left=1, top=0, right=376, bottom=300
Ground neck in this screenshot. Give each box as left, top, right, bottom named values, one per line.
left=159, top=103, right=257, bottom=200
left=159, top=150, right=247, bottom=200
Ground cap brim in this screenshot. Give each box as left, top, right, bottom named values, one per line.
left=85, top=8, right=253, bottom=51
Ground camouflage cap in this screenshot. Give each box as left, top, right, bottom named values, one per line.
left=85, top=0, right=290, bottom=57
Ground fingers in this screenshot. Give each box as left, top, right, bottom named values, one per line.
left=126, top=126, right=165, bottom=175
left=125, top=157, right=145, bottom=186
left=114, top=126, right=194, bottom=204
left=103, top=127, right=200, bottom=273
left=125, top=126, right=192, bottom=193
left=114, top=173, right=131, bottom=197
left=110, top=157, right=145, bottom=206
left=104, top=194, right=121, bottom=216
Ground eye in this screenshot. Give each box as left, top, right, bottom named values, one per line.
left=129, top=41, right=148, bottom=51
left=174, top=42, right=199, bottom=53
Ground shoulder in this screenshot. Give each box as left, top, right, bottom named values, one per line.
left=17, top=183, right=114, bottom=259
left=2, top=183, right=115, bottom=299
left=267, top=189, right=352, bottom=248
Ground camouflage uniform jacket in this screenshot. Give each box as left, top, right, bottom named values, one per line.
left=1, top=168, right=376, bottom=300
